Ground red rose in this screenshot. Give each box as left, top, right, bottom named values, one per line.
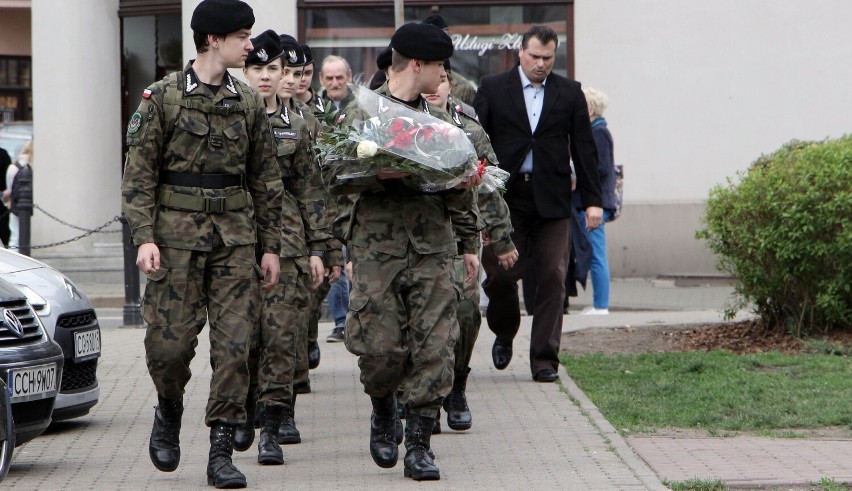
left=389, top=118, right=406, bottom=134
left=388, top=131, right=414, bottom=149
left=419, top=126, right=435, bottom=142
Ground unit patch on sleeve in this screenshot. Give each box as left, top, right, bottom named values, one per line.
left=127, top=112, right=143, bottom=134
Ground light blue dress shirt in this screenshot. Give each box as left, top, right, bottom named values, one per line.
left=518, top=66, right=546, bottom=174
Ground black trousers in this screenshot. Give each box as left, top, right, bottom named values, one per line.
left=481, top=180, right=570, bottom=375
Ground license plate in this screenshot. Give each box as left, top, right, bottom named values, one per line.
left=74, top=329, right=101, bottom=361
left=8, top=363, right=57, bottom=402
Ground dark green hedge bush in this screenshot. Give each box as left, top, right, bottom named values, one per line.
left=697, top=136, right=851, bottom=334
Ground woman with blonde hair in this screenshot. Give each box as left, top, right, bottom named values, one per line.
left=574, top=88, right=616, bottom=315
left=4, top=140, right=32, bottom=249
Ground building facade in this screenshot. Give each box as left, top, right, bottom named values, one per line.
left=0, top=0, right=850, bottom=279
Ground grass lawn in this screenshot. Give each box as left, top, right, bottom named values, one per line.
left=561, top=350, right=852, bottom=435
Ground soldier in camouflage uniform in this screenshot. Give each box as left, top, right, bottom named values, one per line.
left=271, top=34, right=341, bottom=439
left=120, top=1, right=282, bottom=488
left=423, top=68, right=518, bottom=433
left=321, top=23, right=480, bottom=481
left=295, top=44, right=326, bottom=119
left=229, top=30, right=325, bottom=466
left=293, top=44, right=346, bottom=380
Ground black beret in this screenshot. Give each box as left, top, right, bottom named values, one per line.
left=422, top=14, right=449, bottom=30
left=376, top=46, right=392, bottom=71
left=391, top=23, right=453, bottom=61
left=301, top=44, right=314, bottom=65
left=246, top=30, right=283, bottom=66
left=278, top=35, right=306, bottom=67
left=190, top=0, right=254, bottom=36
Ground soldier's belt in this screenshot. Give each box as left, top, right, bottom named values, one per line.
left=158, top=189, right=248, bottom=213
left=160, top=171, right=245, bottom=189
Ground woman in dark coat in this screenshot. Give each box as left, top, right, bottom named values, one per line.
left=572, top=88, right=616, bottom=314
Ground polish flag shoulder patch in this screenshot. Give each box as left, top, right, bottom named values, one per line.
left=142, top=89, right=153, bottom=99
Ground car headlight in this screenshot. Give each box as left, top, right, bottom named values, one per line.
left=14, top=284, right=51, bottom=317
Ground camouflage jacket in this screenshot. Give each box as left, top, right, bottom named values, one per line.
left=320, top=83, right=480, bottom=258
left=319, top=88, right=355, bottom=121
left=450, top=71, right=477, bottom=106
left=268, top=98, right=329, bottom=257
left=121, top=64, right=283, bottom=254
left=292, top=98, right=345, bottom=267
left=448, top=97, right=515, bottom=256
left=300, top=89, right=327, bottom=119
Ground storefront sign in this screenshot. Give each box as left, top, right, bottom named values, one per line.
left=451, top=33, right=523, bottom=56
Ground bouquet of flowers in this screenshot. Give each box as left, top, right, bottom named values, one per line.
left=317, top=85, right=507, bottom=192
left=477, top=161, right=510, bottom=194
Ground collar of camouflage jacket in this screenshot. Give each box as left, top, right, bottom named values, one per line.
left=182, top=62, right=241, bottom=101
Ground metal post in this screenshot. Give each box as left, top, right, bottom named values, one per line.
left=15, top=164, right=33, bottom=257
left=120, top=214, right=143, bottom=327
left=394, top=0, right=404, bottom=28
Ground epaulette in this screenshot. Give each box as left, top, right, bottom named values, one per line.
left=453, top=100, right=479, bottom=123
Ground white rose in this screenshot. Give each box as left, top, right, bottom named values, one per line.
left=357, top=140, right=379, bottom=159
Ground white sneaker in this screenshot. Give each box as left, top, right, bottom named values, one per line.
left=581, top=307, right=610, bottom=315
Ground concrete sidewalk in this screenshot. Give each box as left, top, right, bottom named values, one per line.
left=8, top=276, right=849, bottom=489
left=5, top=319, right=666, bottom=490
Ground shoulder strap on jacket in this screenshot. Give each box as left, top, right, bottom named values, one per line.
left=162, top=72, right=183, bottom=142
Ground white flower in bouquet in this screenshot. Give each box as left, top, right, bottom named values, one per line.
left=356, top=140, right=379, bottom=159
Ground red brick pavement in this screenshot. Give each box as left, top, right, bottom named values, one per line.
left=627, top=436, right=852, bottom=487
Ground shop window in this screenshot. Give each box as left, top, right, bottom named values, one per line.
left=300, top=3, right=571, bottom=91
left=0, top=57, right=32, bottom=121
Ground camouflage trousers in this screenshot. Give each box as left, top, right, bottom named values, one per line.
left=294, top=276, right=331, bottom=387
left=142, top=237, right=258, bottom=426
left=453, top=255, right=482, bottom=373
left=247, top=257, right=311, bottom=411
left=346, top=245, right=459, bottom=418
left=307, top=278, right=331, bottom=343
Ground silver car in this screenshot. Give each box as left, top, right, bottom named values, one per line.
left=0, top=249, right=100, bottom=420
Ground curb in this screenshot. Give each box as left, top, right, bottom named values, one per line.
left=558, top=364, right=669, bottom=491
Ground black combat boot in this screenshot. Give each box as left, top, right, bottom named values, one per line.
left=369, top=394, right=401, bottom=468
left=207, top=423, right=247, bottom=488
left=257, top=406, right=284, bottom=465
left=276, top=404, right=301, bottom=444
left=403, top=413, right=440, bottom=480
left=443, top=368, right=472, bottom=431
left=233, top=388, right=257, bottom=452
left=432, top=410, right=442, bottom=434
left=307, top=340, right=321, bottom=369
left=149, top=396, right=183, bottom=472
left=394, top=390, right=404, bottom=443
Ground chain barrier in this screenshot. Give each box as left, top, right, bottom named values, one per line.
left=6, top=204, right=122, bottom=250
left=33, top=204, right=122, bottom=234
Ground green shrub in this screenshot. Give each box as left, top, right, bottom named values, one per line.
left=697, top=136, right=852, bottom=334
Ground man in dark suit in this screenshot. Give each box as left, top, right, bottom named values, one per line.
left=473, top=25, right=603, bottom=383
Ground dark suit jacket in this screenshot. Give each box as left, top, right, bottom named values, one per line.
left=473, top=66, right=602, bottom=219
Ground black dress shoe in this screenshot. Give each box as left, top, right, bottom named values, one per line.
left=533, top=369, right=559, bottom=383
left=491, top=339, right=513, bottom=370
